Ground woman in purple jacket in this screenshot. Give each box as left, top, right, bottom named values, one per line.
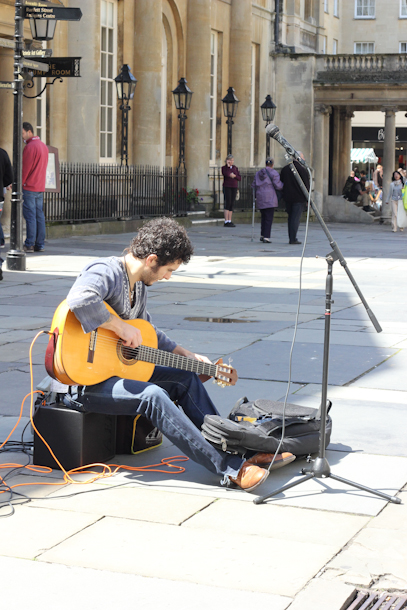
left=252, top=158, right=283, bottom=243
left=222, top=154, right=241, bottom=227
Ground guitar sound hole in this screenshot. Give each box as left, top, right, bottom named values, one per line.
left=117, top=341, right=138, bottom=366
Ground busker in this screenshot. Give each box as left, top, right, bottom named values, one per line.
left=63, top=218, right=295, bottom=492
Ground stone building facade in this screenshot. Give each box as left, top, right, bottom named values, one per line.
left=0, top=0, right=407, bottom=225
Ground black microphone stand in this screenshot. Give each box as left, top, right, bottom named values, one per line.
left=255, top=156, right=401, bottom=506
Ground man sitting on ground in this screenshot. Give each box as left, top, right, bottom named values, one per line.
left=65, top=217, right=295, bottom=492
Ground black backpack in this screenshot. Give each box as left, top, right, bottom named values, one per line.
left=201, top=397, right=332, bottom=457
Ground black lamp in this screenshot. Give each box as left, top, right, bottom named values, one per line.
left=172, top=77, right=193, bottom=170
left=261, top=95, right=277, bottom=123
left=172, top=77, right=193, bottom=111
left=222, top=87, right=239, bottom=154
left=261, top=95, right=277, bottom=158
left=115, top=64, right=138, bottom=102
left=29, top=18, right=57, bottom=41
left=115, top=65, right=138, bottom=166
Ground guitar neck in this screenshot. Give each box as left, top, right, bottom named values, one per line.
left=137, top=345, right=217, bottom=377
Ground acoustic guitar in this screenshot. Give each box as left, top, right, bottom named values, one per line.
left=46, top=300, right=238, bottom=387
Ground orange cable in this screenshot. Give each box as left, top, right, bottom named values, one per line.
left=0, top=331, right=189, bottom=498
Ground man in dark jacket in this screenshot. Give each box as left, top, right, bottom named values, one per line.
left=280, top=153, right=310, bottom=245
left=0, top=148, right=13, bottom=280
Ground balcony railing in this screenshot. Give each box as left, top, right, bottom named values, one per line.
left=315, top=54, right=407, bottom=83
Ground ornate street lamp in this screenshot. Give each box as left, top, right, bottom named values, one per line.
left=261, top=95, right=277, bottom=158
left=115, top=64, right=137, bottom=166
left=172, top=77, right=193, bottom=171
left=222, top=87, right=239, bottom=156
left=7, top=0, right=59, bottom=271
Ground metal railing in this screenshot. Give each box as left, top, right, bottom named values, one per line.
left=208, top=166, right=286, bottom=211
left=44, top=163, right=188, bottom=223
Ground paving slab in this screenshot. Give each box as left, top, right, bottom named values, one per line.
left=37, top=514, right=345, bottom=597
left=183, top=499, right=368, bottom=546
left=164, top=329, right=265, bottom=355
left=350, top=349, right=407, bottom=390
left=227, top=340, right=395, bottom=385
left=0, top=555, right=292, bottom=610
left=30, top=485, right=216, bottom=524
left=0, top=505, right=98, bottom=558
left=287, top=579, right=356, bottom=610
left=263, top=328, right=405, bottom=348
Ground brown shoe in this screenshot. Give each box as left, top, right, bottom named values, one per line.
left=229, top=461, right=269, bottom=492
left=247, top=452, right=296, bottom=470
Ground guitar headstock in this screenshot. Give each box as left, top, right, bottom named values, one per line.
left=214, top=358, right=238, bottom=387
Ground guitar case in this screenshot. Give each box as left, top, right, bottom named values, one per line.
left=201, top=397, right=332, bottom=457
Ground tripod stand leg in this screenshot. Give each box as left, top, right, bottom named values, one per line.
left=329, top=473, right=401, bottom=504
left=254, top=473, right=315, bottom=505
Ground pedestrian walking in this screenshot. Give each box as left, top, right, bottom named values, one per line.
left=385, top=170, right=407, bottom=232
left=0, top=147, right=13, bottom=281
left=22, top=121, right=48, bottom=253
left=252, top=157, right=283, bottom=243
left=280, top=153, right=310, bottom=245
left=222, top=154, right=241, bottom=228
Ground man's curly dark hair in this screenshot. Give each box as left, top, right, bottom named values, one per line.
left=128, top=217, right=194, bottom=266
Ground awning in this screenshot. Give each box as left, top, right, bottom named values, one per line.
left=351, top=148, right=378, bottom=163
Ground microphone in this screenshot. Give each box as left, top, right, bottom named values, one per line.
left=265, top=123, right=310, bottom=169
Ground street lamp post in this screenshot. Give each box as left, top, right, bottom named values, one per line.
left=114, top=64, right=137, bottom=166
left=222, top=87, right=239, bottom=156
left=7, top=0, right=60, bottom=271
left=261, top=95, right=277, bottom=159
left=172, top=77, right=193, bottom=171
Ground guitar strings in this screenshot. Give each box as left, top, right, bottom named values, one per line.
left=72, top=333, right=221, bottom=375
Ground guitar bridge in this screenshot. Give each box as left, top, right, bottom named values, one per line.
left=87, top=330, right=97, bottom=363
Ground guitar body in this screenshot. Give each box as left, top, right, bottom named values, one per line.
left=49, top=300, right=158, bottom=386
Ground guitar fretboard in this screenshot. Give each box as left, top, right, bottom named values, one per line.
left=135, top=345, right=218, bottom=377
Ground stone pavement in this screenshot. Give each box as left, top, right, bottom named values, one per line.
left=0, top=219, right=407, bottom=609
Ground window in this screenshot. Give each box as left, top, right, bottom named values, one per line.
left=324, top=0, right=329, bottom=12
left=100, top=0, right=116, bottom=161
left=334, top=0, right=339, bottom=17
left=333, top=39, right=338, bottom=54
left=400, top=42, right=407, bottom=52
left=354, top=42, right=375, bottom=53
left=321, top=36, right=327, bottom=54
left=355, top=0, right=375, bottom=18
left=209, top=31, right=218, bottom=165
left=401, top=0, right=407, bottom=17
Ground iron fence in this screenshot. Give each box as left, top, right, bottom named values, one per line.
left=44, top=163, right=188, bottom=223
left=208, top=166, right=286, bottom=211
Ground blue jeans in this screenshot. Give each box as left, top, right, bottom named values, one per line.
left=22, top=190, right=46, bottom=249
left=77, top=367, right=243, bottom=478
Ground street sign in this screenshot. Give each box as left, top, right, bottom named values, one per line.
left=24, top=1, right=63, bottom=7
left=32, top=57, right=81, bottom=78
left=0, top=81, right=14, bottom=90
left=23, top=6, right=82, bottom=21
left=22, top=58, right=49, bottom=72
left=22, top=48, right=53, bottom=58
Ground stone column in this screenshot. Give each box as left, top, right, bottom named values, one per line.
left=185, top=0, right=211, bottom=190
left=338, top=108, right=353, bottom=196
left=313, top=104, right=331, bottom=215
left=67, top=0, right=100, bottom=162
left=229, top=0, right=252, bottom=167
left=381, top=107, right=397, bottom=222
left=331, top=107, right=341, bottom=195
left=132, top=0, right=162, bottom=166
left=49, top=20, right=68, bottom=160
